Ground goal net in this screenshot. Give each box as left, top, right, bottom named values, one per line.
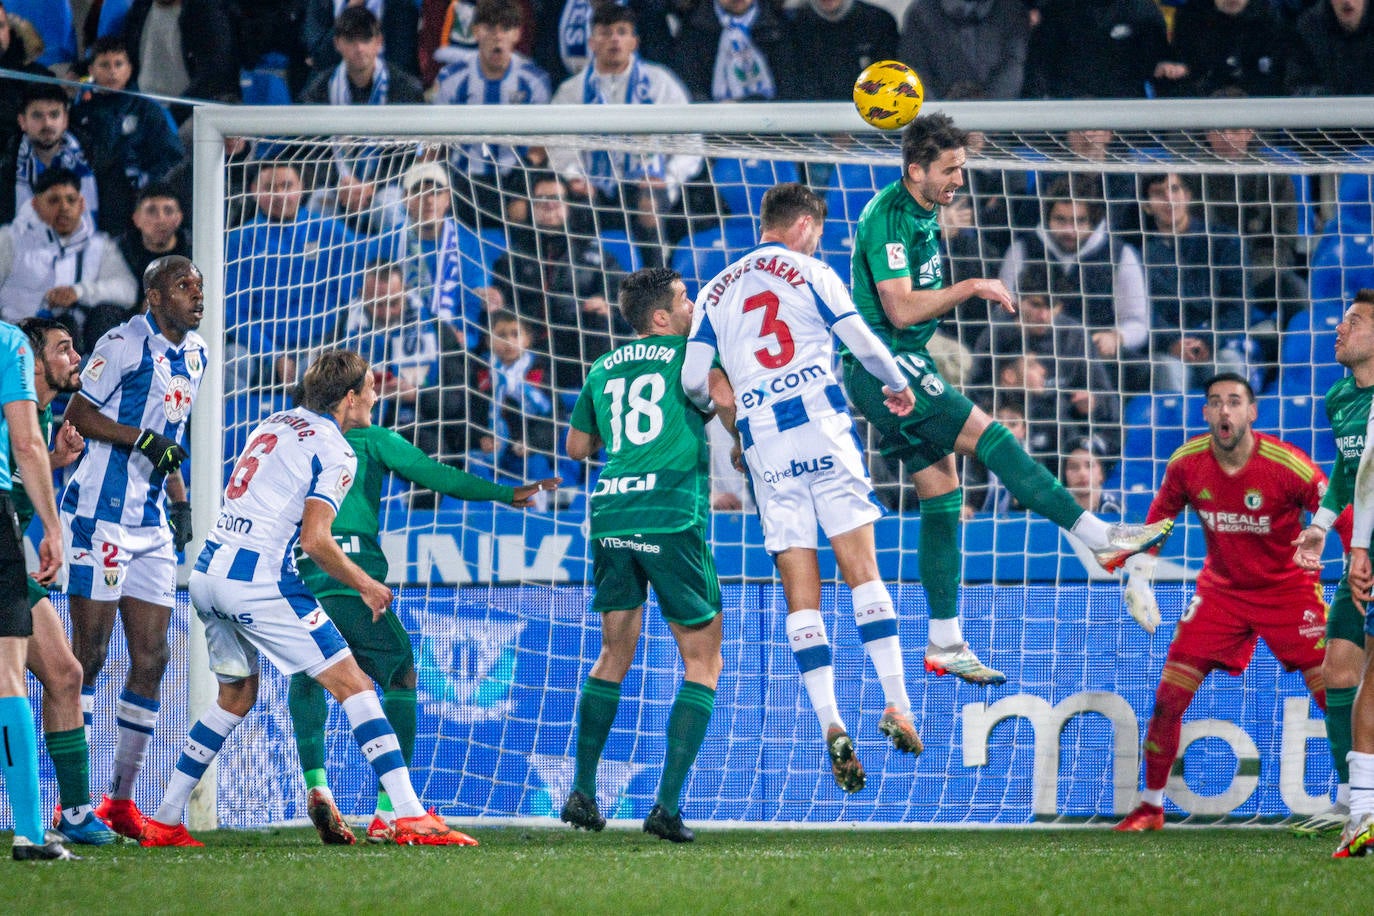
left=88, top=98, right=1367, bottom=829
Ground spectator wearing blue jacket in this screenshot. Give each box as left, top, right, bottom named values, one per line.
left=224, top=161, right=378, bottom=387
left=71, top=36, right=183, bottom=236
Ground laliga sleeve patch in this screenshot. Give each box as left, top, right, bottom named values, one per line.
left=83, top=355, right=107, bottom=382
left=885, top=243, right=908, bottom=271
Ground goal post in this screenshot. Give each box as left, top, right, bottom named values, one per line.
left=173, top=97, right=1374, bottom=830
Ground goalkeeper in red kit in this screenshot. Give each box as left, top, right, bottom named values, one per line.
left=1115, top=373, right=1349, bottom=831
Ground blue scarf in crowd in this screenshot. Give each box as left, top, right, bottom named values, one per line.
left=712, top=1, right=775, bottom=101
left=580, top=54, right=660, bottom=197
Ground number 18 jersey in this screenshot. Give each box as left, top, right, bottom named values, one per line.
left=569, top=334, right=709, bottom=539
left=200, top=406, right=357, bottom=582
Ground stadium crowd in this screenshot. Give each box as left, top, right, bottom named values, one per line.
left=0, top=0, right=1370, bottom=513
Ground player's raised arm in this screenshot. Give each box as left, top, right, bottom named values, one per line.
left=875, top=274, right=1015, bottom=330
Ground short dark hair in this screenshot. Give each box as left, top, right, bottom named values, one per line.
left=1204, top=371, right=1255, bottom=402
left=144, top=255, right=199, bottom=298
left=1041, top=175, right=1106, bottom=228
left=135, top=181, right=181, bottom=208
left=33, top=166, right=81, bottom=196
left=89, top=35, right=129, bottom=60
left=18, top=317, right=70, bottom=358
left=20, top=82, right=68, bottom=114
left=474, top=0, right=524, bottom=30
left=592, top=1, right=636, bottom=29
left=302, top=349, right=370, bottom=414
left=618, top=267, right=680, bottom=335
left=334, top=5, right=381, bottom=40
left=901, top=112, right=970, bottom=171
left=1141, top=172, right=1196, bottom=201
left=1356, top=288, right=1374, bottom=307
left=760, top=182, right=826, bottom=233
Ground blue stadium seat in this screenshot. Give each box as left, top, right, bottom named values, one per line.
left=709, top=157, right=800, bottom=219
left=1280, top=306, right=1345, bottom=398
left=1336, top=173, right=1374, bottom=232
left=598, top=229, right=643, bottom=272
left=1253, top=394, right=1280, bottom=433
left=817, top=222, right=854, bottom=285
left=1308, top=231, right=1374, bottom=308
left=1121, top=393, right=1188, bottom=463
left=671, top=218, right=756, bottom=296
left=824, top=162, right=903, bottom=223
left=1279, top=394, right=1334, bottom=465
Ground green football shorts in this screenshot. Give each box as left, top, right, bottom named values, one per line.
left=1329, top=574, right=1369, bottom=645
left=842, top=350, right=975, bottom=474
left=591, top=527, right=721, bottom=626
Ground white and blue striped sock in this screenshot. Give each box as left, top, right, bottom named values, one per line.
left=786, top=609, right=841, bottom=733
left=851, top=580, right=910, bottom=714
left=342, top=691, right=424, bottom=819
left=153, top=704, right=242, bottom=826
left=80, top=685, right=94, bottom=743
left=108, top=689, right=158, bottom=799
left=1348, top=751, right=1374, bottom=822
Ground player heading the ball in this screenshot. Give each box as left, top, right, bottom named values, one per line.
left=683, top=181, right=922, bottom=793
left=142, top=350, right=476, bottom=847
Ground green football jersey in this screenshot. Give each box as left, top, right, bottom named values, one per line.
left=298, top=424, right=514, bottom=599
left=849, top=179, right=944, bottom=355
left=1320, top=376, right=1374, bottom=523
left=10, top=405, right=52, bottom=529
left=570, top=334, right=709, bottom=538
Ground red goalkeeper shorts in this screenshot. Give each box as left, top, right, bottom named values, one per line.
left=1167, top=582, right=1327, bottom=675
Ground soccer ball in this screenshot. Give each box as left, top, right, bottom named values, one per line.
left=852, top=61, right=924, bottom=131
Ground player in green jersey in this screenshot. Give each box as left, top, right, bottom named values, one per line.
left=12, top=318, right=116, bottom=846
left=845, top=112, right=1172, bottom=685
left=288, top=423, right=557, bottom=844
left=560, top=267, right=720, bottom=844
left=1294, top=290, right=1374, bottom=848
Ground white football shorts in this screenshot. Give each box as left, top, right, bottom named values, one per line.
left=744, top=412, right=884, bottom=554
left=63, top=515, right=176, bottom=606
left=188, top=571, right=351, bottom=681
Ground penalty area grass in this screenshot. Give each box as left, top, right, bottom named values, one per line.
left=0, top=825, right=1362, bottom=914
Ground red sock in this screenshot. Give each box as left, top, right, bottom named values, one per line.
left=1144, top=659, right=1206, bottom=791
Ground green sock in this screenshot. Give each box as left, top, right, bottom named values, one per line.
left=45, top=727, right=91, bottom=810
left=376, top=792, right=394, bottom=815
left=975, top=422, right=1085, bottom=530
left=573, top=676, right=622, bottom=797
left=919, top=490, right=963, bottom=621
left=656, top=681, right=716, bottom=816
left=1327, top=685, right=1357, bottom=785
left=288, top=672, right=329, bottom=779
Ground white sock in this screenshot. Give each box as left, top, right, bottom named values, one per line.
left=786, top=609, right=841, bottom=733
left=1070, top=513, right=1111, bottom=551
left=928, top=617, right=962, bottom=649
left=154, top=704, right=243, bottom=825
left=80, top=687, right=94, bottom=744
left=1338, top=783, right=1351, bottom=807
left=851, top=580, right=910, bottom=713
left=1141, top=787, right=1165, bottom=807
left=342, top=691, right=424, bottom=819
left=1348, top=752, right=1374, bottom=821
left=109, top=689, right=159, bottom=799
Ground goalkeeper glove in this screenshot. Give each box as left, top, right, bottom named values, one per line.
left=136, top=428, right=187, bottom=474
left=1123, top=552, right=1161, bottom=634
left=168, top=501, right=192, bottom=552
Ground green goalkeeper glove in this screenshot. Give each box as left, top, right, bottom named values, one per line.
left=136, top=428, right=187, bottom=475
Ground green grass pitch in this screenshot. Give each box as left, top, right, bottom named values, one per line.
left=2, top=825, right=1370, bottom=914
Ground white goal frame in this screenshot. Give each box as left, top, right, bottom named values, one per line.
left=186, top=97, right=1374, bottom=829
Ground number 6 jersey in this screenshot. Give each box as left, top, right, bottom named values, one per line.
left=201, top=406, right=357, bottom=582
left=569, top=335, right=709, bottom=539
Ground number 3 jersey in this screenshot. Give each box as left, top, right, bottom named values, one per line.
left=570, top=335, right=709, bottom=539
left=61, top=313, right=206, bottom=528
left=688, top=242, right=905, bottom=447
left=199, top=406, right=357, bottom=582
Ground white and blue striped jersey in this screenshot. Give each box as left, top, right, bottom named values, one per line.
left=432, top=53, right=551, bottom=177
left=197, top=407, right=357, bottom=583
left=688, top=243, right=904, bottom=449
left=61, top=313, right=206, bottom=528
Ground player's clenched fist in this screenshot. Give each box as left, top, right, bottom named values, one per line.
left=361, top=578, right=395, bottom=619
left=136, top=428, right=187, bottom=474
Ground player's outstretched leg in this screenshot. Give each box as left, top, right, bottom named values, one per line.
left=785, top=609, right=864, bottom=789
left=971, top=421, right=1174, bottom=571
left=1115, top=658, right=1203, bottom=832
left=645, top=678, right=716, bottom=844
left=562, top=676, right=621, bottom=831
left=845, top=570, right=920, bottom=753
left=287, top=672, right=356, bottom=845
